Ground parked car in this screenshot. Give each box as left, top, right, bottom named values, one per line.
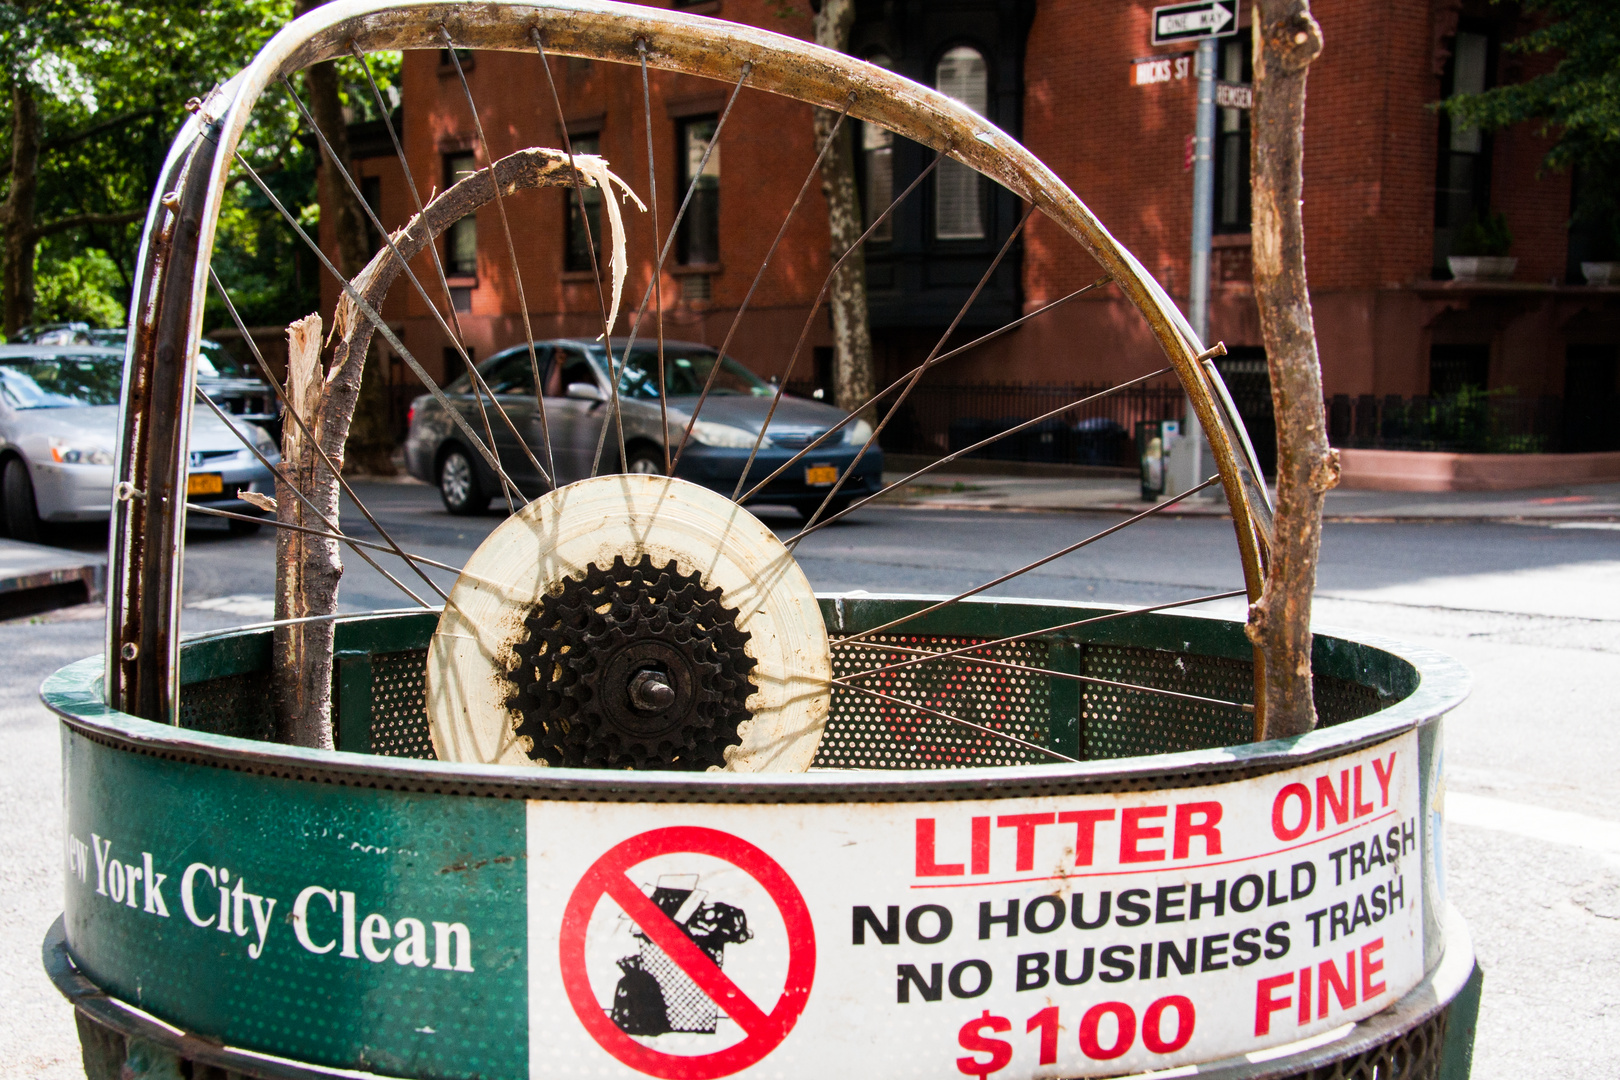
left=0, top=345, right=279, bottom=541
left=12, top=322, right=93, bottom=346
left=404, top=338, right=883, bottom=519
left=84, top=328, right=281, bottom=439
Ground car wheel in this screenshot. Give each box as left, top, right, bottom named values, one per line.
left=2, top=458, right=44, bottom=544
left=626, top=447, right=665, bottom=476
left=439, top=448, right=488, bottom=515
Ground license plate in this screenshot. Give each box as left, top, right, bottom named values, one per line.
left=187, top=473, right=224, bottom=496
left=804, top=464, right=838, bottom=487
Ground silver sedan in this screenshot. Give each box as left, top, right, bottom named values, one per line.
left=404, top=338, right=883, bottom=519
left=0, top=345, right=279, bottom=542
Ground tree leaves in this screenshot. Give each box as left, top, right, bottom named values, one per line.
left=1441, top=0, right=1620, bottom=179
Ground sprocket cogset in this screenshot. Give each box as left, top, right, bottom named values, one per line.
left=505, top=554, right=759, bottom=770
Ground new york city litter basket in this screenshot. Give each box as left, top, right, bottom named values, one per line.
left=41, top=1, right=1480, bottom=1076
left=45, top=597, right=1480, bottom=1080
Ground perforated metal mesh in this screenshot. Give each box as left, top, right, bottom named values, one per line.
left=368, top=648, right=434, bottom=758
left=174, top=633, right=1383, bottom=770
left=813, top=635, right=1054, bottom=769
left=177, top=670, right=276, bottom=742
left=1272, top=1006, right=1447, bottom=1080
left=1082, top=644, right=1254, bottom=759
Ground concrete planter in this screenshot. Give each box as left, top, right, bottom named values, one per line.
left=1339, top=446, right=1620, bottom=491
left=1581, top=261, right=1620, bottom=287
left=1447, top=255, right=1518, bottom=282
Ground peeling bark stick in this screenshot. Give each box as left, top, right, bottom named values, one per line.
left=274, top=314, right=341, bottom=749
left=1246, top=0, right=1340, bottom=740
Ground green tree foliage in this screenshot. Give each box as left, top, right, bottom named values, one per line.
left=1, top=1, right=306, bottom=332
left=2, top=2, right=400, bottom=337
left=32, top=239, right=122, bottom=325
left=1441, top=0, right=1620, bottom=241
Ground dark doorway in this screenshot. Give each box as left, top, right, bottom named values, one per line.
left=1429, top=344, right=1490, bottom=395
left=1214, top=347, right=1274, bottom=476
left=1563, top=345, right=1620, bottom=452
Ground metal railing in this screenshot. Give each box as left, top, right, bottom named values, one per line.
left=1325, top=391, right=1587, bottom=454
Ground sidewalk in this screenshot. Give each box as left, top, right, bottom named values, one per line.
left=0, top=538, right=106, bottom=619
left=877, top=471, right=1620, bottom=523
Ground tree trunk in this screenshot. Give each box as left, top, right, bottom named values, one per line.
left=1, top=82, right=40, bottom=336
left=296, top=0, right=395, bottom=474
left=1245, top=0, right=1338, bottom=740
left=274, top=314, right=341, bottom=748
left=297, top=3, right=368, bottom=282
left=812, top=0, right=877, bottom=417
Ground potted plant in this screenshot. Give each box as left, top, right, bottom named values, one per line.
left=1448, top=210, right=1516, bottom=281
left=1577, top=214, right=1619, bottom=286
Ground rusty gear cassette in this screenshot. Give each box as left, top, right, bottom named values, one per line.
left=427, top=474, right=831, bottom=772
left=506, top=554, right=758, bottom=769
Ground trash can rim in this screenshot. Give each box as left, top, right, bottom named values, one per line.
left=41, top=596, right=1470, bottom=804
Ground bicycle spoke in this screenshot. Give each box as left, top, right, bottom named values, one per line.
left=187, top=505, right=461, bottom=575
left=608, top=63, right=750, bottom=380
left=669, top=96, right=854, bottom=471
left=733, top=151, right=944, bottom=500
left=590, top=60, right=753, bottom=476
left=835, top=590, right=1249, bottom=680
left=439, top=29, right=561, bottom=491
left=838, top=639, right=1254, bottom=714
left=792, top=202, right=1037, bottom=538
left=829, top=476, right=1224, bottom=646
left=529, top=30, right=627, bottom=477
left=829, top=679, right=1080, bottom=764
left=638, top=41, right=671, bottom=474
left=230, top=149, right=525, bottom=500
left=282, top=76, right=542, bottom=503
left=789, top=365, right=1173, bottom=540
left=347, top=46, right=525, bottom=507
left=194, top=389, right=430, bottom=609
left=208, top=269, right=450, bottom=601
left=738, top=273, right=1116, bottom=505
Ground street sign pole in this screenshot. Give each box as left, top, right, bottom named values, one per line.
left=1169, top=37, right=1219, bottom=497
left=1189, top=37, right=1216, bottom=346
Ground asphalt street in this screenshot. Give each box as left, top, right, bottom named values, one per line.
left=2, top=480, right=1617, bottom=1077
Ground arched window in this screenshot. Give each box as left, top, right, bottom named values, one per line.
left=934, top=46, right=987, bottom=240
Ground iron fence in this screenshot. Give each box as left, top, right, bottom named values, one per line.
left=1325, top=391, right=1581, bottom=454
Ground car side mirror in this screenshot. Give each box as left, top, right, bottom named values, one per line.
left=566, top=382, right=606, bottom=402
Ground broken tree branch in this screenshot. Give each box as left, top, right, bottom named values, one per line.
left=1246, top=0, right=1338, bottom=740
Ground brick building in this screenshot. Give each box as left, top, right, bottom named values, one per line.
left=323, top=0, right=1620, bottom=465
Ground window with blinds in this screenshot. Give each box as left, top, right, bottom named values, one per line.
left=934, top=46, right=987, bottom=241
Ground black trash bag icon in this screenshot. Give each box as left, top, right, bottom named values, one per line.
left=609, top=876, right=754, bottom=1036
left=610, top=955, right=672, bottom=1036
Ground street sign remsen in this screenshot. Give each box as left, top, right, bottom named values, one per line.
left=1151, top=1, right=1238, bottom=45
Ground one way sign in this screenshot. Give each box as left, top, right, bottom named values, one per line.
left=1151, top=0, right=1238, bottom=45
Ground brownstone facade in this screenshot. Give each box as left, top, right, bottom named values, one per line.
left=319, top=0, right=1619, bottom=454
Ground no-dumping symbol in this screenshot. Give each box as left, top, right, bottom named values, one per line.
left=560, top=826, right=816, bottom=1079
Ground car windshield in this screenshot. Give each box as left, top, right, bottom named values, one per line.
left=608, top=344, right=773, bottom=399
left=83, top=329, right=249, bottom=379
left=0, top=355, right=122, bottom=408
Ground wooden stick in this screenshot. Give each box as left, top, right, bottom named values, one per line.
left=1247, top=0, right=1336, bottom=739
left=273, top=313, right=338, bottom=750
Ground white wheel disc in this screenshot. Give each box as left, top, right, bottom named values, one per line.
left=426, top=474, right=831, bottom=772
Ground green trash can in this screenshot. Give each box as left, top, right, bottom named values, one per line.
left=45, top=594, right=1479, bottom=1080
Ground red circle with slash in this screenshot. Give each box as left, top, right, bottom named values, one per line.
left=559, top=826, right=817, bottom=1079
